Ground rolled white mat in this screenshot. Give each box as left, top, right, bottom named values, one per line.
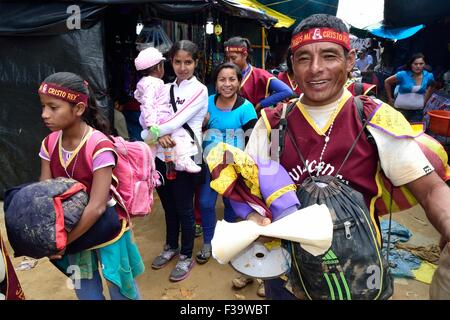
left=212, top=203, right=333, bottom=264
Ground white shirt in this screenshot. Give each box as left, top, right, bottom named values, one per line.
left=355, top=54, right=373, bottom=71
left=156, top=76, right=208, bottom=161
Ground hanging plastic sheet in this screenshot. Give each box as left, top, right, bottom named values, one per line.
left=0, top=18, right=109, bottom=197
left=368, top=23, right=425, bottom=41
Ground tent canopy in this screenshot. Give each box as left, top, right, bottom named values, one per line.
left=257, top=0, right=339, bottom=28
left=0, top=0, right=285, bottom=35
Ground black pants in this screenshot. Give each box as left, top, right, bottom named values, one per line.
left=264, top=278, right=298, bottom=300
left=397, top=109, right=424, bottom=123
left=155, top=158, right=195, bottom=257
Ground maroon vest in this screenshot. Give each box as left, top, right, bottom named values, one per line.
left=347, top=82, right=377, bottom=96
left=44, top=130, right=114, bottom=194
left=240, top=66, right=275, bottom=107
left=278, top=71, right=302, bottom=96
left=1, top=236, right=25, bottom=300
left=265, top=96, right=381, bottom=215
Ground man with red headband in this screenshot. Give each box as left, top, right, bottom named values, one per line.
left=243, top=14, right=450, bottom=299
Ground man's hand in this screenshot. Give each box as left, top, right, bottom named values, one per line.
left=247, top=212, right=271, bottom=226
left=439, top=236, right=450, bottom=254
left=247, top=212, right=273, bottom=243
left=158, top=135, right=176, bottom=148
left=114, top=101, right=123, bottom=112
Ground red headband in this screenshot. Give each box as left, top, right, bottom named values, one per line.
left=291, top=27, right=351, bottom=53
left=225, top=46, right=248, bottom=54
left=38, top=82, right=88, bottom=105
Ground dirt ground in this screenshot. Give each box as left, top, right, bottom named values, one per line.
left=0, top=196, right=440, bottom=300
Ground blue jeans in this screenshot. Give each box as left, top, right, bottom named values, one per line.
left=74, top=270, right=140, bottom=300
left=122, top=110, right=143, bottom=142
left=199, top=167, right=236, bottom=244
left=155, top=158, right=196, bottom=257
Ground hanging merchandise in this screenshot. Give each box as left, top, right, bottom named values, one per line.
left=136, top=22, right=173, bottom=53
left=213, top=21, right=222, bottom=68
left=215, top=24, right=222, bottom=43
left=214, top=24, right=222, bottom=36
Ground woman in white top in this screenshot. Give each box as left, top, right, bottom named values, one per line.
left=148, top=40, right=208, bottom=282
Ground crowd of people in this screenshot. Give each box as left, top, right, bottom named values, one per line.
left=2, top=13, right=450, bottom=301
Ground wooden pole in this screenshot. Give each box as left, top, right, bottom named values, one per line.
left=262, top=27, right=265, bottom=69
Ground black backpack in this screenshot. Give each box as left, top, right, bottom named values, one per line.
left=275, top=98, right=393, bottom=300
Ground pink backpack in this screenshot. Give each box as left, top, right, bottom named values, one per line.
left=47, top=130, right=160, bottom=217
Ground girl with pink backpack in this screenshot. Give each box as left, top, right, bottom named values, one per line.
left=38, top=72, right=144, bottom=300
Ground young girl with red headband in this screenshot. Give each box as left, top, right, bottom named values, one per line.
left=38, top=72, right=144, bottom=300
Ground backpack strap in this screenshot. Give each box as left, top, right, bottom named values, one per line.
left=169, top=84, right=203, bottom=160
left=353, top=82, right=364, bottom=96
left=47, top=131, right=61, bottom=158
left=277, top=99, right=298, bottom=160
left=84, top=131, right=130, bottom=217
left=83, top=130, right=114, bottom=172
left=354, top=96, right=375, bottom=145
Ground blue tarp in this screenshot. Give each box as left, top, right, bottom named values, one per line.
left=381, top=220, right=421, bottom=278
left=368, top=23, right=425, bottom=41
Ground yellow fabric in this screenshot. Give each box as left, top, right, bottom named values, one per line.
left=260, top=108, right=272, bottom=137
left=265, top=184, right=297, bottom=208
left=371, top=165, right=384, bottom=246
left=412, top=261, right=437, bottom=284
left=264, top=239, right=282, bottom=251
left=416, top=134, right=450, bottom=181
left=210, top=166, right=237, bottom=195
left=265, top=77, right=274, bottom=98
left=206, top=142, right=262, bottom=199
left=237, top=0, right=295, bottom=28
left=368, top=103, right=423, bottom=138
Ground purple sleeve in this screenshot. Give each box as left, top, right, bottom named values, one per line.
left=229, top=199, right=254, bottom=220
left=93, top=150, right=116, bottom=171
left=259, top=78, right=293, bottom=107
